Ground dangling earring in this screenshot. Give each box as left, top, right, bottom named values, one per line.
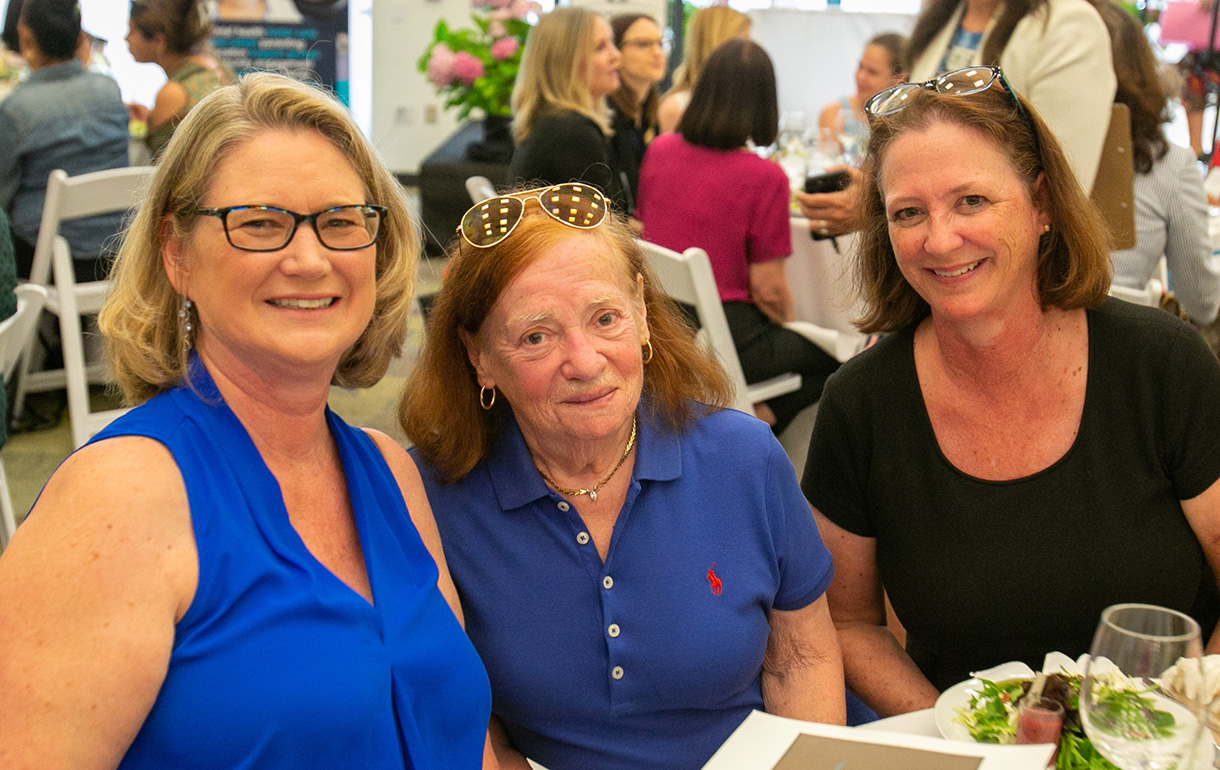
left=178, top=296, right=194, bottom=353
left=479, top=385, right=496, bottom=410
left=641, top=338, right=654, bottom=364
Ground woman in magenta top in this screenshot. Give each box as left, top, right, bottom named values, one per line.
left=636, top=38, right=840, bottom=433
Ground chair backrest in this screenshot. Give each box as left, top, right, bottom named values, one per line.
left=636, top=239, right=754, bottom=413
left=1109, top=277, right=1164, bottom=308
left=29, top=166, right=157, bottom=287
left=465, top=175, right=497, bottom=205
left=0, top=284, right=48, bottom=380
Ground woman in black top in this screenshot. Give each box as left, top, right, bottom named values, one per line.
left=607, top=13, right=666, bottom=211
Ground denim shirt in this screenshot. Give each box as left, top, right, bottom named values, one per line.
left=0, top=60, right=129, bottom=260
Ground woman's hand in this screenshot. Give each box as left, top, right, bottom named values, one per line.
left=812, top=505, right=940, bottom=717
left=796, top=166, right=861, bottom=237
left=749, top=259, right=795, bottom=325
left=1181, top=477, right=1220, bottom=653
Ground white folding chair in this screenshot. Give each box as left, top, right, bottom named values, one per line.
left=1109, top=276, right=1164, bottom=308
left=465, top=175, right=497, bottom=205
left=637, top=239, right=804, bottom=416
left=0, top=284, right=49, bottom=547
left=13, top=166, right=155, bottom=449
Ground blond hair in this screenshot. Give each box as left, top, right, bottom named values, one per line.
left=400, top=201, right=733, bottom=484
left=100, top=72, right=418, bottom=405
left=511, top=7, right=612, bottom=142
left=667, top=5, right=750, bottom=94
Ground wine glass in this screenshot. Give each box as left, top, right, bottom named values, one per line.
left=1080, top=603, right=1209, bottom=770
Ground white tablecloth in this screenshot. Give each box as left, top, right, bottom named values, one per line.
left=786, top=217, right=867, bottom=344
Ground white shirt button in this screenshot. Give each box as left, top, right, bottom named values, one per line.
left=557, top=501, right=570, bottom=512
left=608, top=623, right=620, bottom=638
left=602, top=576, right=614, bottom=590
left=576, top=531, right=590, bottom=545
left=612, top=666, right=624, bottom=680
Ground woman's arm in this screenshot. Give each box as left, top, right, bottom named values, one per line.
left=749, top=259, right=795, bottom=324
left=488, top=716, right=531, bottom=770
left=812, top=506, right=940, bottom=716
left=762, top=595, right=846, bottom=724
left=656, top=91, right=688, bottom=135
left=1181, top=477, right=1220, bottom=653
left=147, top=81, right=188, bottom=131
left=818, top=102, right=841, bottom=136
left=0, top=437, right=196, bottom=770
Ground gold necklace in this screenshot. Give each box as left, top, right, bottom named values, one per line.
left=536, top=416, right=637, bottom=502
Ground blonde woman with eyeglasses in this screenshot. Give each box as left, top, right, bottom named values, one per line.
left=0, top=73, right=493, bottom=769
left=656, top=4, right=749, bottom=135
left=400, top=183, right=846, bottom=770
left=802, top=71, right=1220, bottom=717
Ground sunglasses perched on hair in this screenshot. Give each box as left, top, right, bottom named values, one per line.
left=864, top=66, right=1040, bottom=150
left=459, top=183, right=608, bottom=249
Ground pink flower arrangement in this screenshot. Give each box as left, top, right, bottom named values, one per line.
left=489, top=36, right=518, bottom=61
left=417, top=0, right=537, bottom=120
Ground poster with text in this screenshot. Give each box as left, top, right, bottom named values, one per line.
left=208, top=0, right=350, bottom=104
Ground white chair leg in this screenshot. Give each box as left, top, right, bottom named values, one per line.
left=0, top=459, right=17, bottom=550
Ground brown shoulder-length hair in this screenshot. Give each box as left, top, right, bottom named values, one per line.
left=1096, top=1, right=1169, bottom=175
left=679, top=38, right=778, bottom=151
left=399, top=200, right=733, bottom=484
left=906, top=0, right=1047, bottom=72
left=853, top=81, right=1112, bottom=333
left=608, top=13, right=661, bottom=131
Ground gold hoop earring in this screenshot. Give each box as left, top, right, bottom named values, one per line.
left=641, top=338, right=654, bottom=364
left=479, top=385, right=496, bottom=410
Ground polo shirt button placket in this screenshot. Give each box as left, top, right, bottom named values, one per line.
left=607, top=623, right=620, bottom=638
left=611, top=665, right=624, bottom=680
left=557, top=501, right=570, bottom=512
left=602, top=575, right=613, bottom=590
left=576, top=531, right=590, bottom=545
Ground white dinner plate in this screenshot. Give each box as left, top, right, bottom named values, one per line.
left=934, top=664, right=1216, bottom=769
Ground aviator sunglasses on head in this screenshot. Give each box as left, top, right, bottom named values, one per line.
left=459, top=183, right=609, bottom=249
left=864, top=65, right=1041, bottom=152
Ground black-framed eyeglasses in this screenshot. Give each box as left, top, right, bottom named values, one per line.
left=195, top=204, right=388, bottom=252
left=864, top=66, right=1040, bottom=151
left=459, top=183, right=608, bottom=249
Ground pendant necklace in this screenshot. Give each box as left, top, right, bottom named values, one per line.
left=536, top=416, right=637, bottom=502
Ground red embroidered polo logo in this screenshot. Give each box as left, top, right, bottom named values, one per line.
left=707, top=563, right=722, bottom=596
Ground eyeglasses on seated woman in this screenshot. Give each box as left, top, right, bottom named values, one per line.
left=0, top=72, right=493, bottom=770
left=800, top=71, right=1220, bottom=718
left=400, top=183, right=849, bottom=770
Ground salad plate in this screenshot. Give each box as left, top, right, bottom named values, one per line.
left=934, top=656, right=1216, bottom=770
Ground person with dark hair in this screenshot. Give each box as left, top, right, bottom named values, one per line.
left=607, top=13, right=666, bottom=211
left=2, top=0, right=23, bottom=52
left=802, top=68, right=1220, bottom=717
left=401, top=181, right=845, bottom=770
left=126, top=0, right=235, bottom=157
left=637, top=38, right=841, bottom=434
left=0, top=0, right=128, bottom=282
left=1097, top=2, right=1219, bottom=324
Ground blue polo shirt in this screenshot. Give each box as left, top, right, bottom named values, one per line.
left=414, top=404, right=834, bottom=770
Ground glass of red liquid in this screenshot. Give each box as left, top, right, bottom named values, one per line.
left=1016, top=697, right=1065, bottom=749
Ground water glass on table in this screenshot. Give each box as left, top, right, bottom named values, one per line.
left=1081, top=603, right=1209, bottom=770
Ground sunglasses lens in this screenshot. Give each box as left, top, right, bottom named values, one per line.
left=462, top=196, right=526, bottom=248
left=935, top=67, right=998, bottom=97
left=866, top=84, right=922, bottom=117
left=539, top=183, right=606, bottom=229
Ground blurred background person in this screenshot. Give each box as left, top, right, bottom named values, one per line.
left=656, top=4, right=749, bottom=134
left=0, top=74, right=492, bottom=769
left=0, top=0, right=128, bottom=283
left=904, top=0, right=1114, bottom=194
left=1097, top=1, right=1219, bottom=325
left=803, top=70, right=1220, bottom=716
left=608, top=13, right=667, bottom=214
left=638, top=39, right=841, bottom=434
left=126, top=0, right=236, bottom=157
left=401, top=183, right=846, bottom=770
left=508, top=7, right=632, bottom=215
left=816, top=32, right=907, bottom=160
